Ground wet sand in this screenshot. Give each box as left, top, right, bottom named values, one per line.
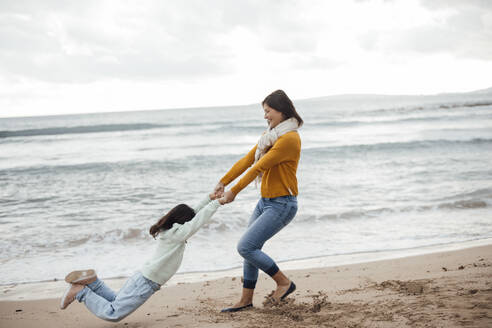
left=1, top=244, right=491, bottom=327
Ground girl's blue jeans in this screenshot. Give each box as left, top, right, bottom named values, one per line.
left=237, top=195, right=298, bottom=289
left=75, top=271, right=160, bottom=322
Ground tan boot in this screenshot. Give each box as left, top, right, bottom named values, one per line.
left=60, top=284, right=84, bottom=310
left=64, top=269, right=97, bottom=285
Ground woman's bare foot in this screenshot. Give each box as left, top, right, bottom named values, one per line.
left=221, top=299, right=253, bottom=313
left=231, top=299, right=253, bottom=308
left=221, top=288, right=254, bottom=312
left=270, top=281, right=292, bottom=301
left=270, top=270, right=296, bottom=302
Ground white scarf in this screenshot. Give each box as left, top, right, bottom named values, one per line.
left=254, top=117, right=299, bottom=184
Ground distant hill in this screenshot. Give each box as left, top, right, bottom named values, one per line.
left=295, top=86, right=492, bottom=103
left=466, top=86, right=492, bottom=95
left=290, top=86, right=492, bottom=113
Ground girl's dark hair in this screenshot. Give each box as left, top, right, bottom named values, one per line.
left=149, top=204, right=196, bottom=238
left=262, top=90, right=303, bottom=127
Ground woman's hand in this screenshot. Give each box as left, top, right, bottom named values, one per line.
left=213, top=182, right=225, bottom=199
left=219, top=190, right=236, bottom=205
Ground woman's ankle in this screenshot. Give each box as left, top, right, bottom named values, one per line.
left=238, top=288, right=254, bottom=305
left=238, top=299, right=253, bottom=306
left=271, top=271, right=290, bottom=286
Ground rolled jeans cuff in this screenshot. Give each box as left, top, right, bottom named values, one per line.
left=243, top=279, right=257, bottom=289
left=265, top=263, right=279, bottom=277
left=75, top=286, right=89, bottom=302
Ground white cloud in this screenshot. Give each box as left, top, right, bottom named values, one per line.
left=0, top=1, right=238, bottom=83
left=363, top=0, right=492, bottom=60
left=0, top=0, right=491, bottom=117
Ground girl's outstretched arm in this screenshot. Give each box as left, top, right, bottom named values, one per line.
left=192, top=194, right=216, bottom=213
left=174, top=195, right=221, bottom=241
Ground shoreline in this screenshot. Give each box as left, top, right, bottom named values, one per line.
left=2, top=237, right=491, bottom=301
left=2, top=241, right=491, bottom=327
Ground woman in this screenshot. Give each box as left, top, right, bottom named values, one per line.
left=216, top=89, right=303, bottom=312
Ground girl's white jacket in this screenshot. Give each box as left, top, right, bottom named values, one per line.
left=140, top=195, right=221, bottom=285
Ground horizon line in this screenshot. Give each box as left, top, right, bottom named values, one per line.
left=1, top=86, right=491, bottom=120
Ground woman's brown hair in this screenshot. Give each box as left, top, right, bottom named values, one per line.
left=149, top=204, right=196, bottom=238
left=262, top=90, right=304, bottom=127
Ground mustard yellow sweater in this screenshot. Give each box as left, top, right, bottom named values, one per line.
left=220, top=131, right=301, bottom=198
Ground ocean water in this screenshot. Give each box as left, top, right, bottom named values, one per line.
left=1, top=91, right=492, bottom=285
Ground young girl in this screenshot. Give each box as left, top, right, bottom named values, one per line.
left=60, top=193, right=222, bottom=322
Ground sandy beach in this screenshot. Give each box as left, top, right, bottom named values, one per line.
left=1, top=243, right=491, bottom=328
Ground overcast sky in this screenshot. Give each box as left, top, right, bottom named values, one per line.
left=1, top=0, right=491, bottom=117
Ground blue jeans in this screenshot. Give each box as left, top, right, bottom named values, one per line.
left=75, top=272, right=160, bottom=322
left=237, top=196, right=298, bottom=289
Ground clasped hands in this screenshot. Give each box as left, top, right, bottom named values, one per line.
left=210, top=182, right=236, bottom=205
